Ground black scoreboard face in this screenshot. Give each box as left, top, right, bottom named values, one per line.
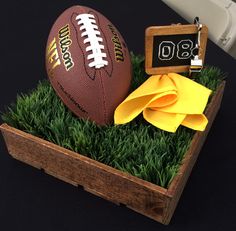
left=145, top=25, right=208, bottom=75
left=152, top=34, right=197, bottom=68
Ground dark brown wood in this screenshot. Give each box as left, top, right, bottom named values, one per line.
left=163, top=81, right=225, bottom=224
left=0, top=122, right=168, bottom=223
left=0, top=82, right=225, bottom=225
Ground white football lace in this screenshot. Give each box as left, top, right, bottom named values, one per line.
left=76, top=14, right=108, bottom=69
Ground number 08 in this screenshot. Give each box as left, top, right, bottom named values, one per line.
left=158, top=39, right=193, bottom=60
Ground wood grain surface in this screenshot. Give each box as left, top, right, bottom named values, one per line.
left=0, top=82, right=225, bottom=225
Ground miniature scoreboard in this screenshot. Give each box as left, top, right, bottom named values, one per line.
left=145, top=23, right=208, bottom=75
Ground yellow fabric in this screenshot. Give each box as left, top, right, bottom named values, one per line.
left=114, top=73, right=212, bottom=133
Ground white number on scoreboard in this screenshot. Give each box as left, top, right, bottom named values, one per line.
left=158, top=39, right=194, bottom=61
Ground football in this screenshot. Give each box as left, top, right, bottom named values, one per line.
left=46, top=5, right=132, bottom=125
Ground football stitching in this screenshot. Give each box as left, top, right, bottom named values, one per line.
left=98, top=71, right=108, bottom=124
left=71, top=12, right=114, bottom=80
left=88, top=10, right=114, bottom=78
left=71, top=13, right=96, bottom=80
left=76, top=13, right=108, bottom=69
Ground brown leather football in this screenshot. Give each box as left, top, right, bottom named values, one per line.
left=46, top=5, right=132, bottom=125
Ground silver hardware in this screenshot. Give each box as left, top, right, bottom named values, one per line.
left=190, top=55, right=203, bottom=73
left=190, top=17, right=203, bottom=74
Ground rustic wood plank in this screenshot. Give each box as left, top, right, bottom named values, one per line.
left=0, top=81, right=225, bottom=224
left=0, top=122, right=168, bottom=223
left=146, top=24, right=208, bottom=36
left=163, top=82, right=225, bottom=224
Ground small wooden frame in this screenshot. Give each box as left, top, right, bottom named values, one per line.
left=145, top=24, right=208, bottom=75
left=0, top=82, right=225, bottom=225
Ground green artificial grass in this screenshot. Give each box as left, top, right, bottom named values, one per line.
left=1, top=54, right=225, bottom=188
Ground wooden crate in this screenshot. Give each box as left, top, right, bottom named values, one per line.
left=0, top=82, right=225, bottom=225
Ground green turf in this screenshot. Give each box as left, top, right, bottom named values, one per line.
left=1, top=54, right=225, bottom=188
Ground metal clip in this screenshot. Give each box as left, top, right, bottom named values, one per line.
left=195, top=17, right=202, bottom=50
left=190, top=17, right=203, bottom=75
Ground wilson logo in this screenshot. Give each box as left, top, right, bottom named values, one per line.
left=58, top=24, right=74, bottom=71
left=108, top=24, right=124, bottom=62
